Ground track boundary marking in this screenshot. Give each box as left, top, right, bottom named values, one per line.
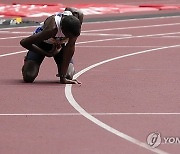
left=0, top=112, right=180, bottom=116
left=0, top=50, right=27, bottom=58
left=76, top=31, right=180, bottom=45
left=0, top=45, right=165, bottom=48
left=84, top=15, right=180, bottom=24
left=65, top=44, right=180, bottom=154
left=76, top=45, right=165, bottom=48
left=1, top=22, right=180, bottom=40
left=0, top=15, right=180, bottom=31
left=82, top=22, right=180, bottom=32
left=2, top=31, right=180, bottom=58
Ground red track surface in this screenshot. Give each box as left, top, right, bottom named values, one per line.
left=0, top=15, right=180, bottom=154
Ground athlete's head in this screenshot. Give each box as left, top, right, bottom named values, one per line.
left=61, top=15, right=81, bottom=38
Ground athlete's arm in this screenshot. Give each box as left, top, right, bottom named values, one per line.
left=60, top=37, right=80, bottom=84
left=60, top=8, right=83, bottom=84
left=20, top=16, right=58, bottom=57
left=65, top=7, right=84, bottom=24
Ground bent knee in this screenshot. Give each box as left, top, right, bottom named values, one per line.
left=22, top=61, right=39, bottom=83
left=22, top=71, right=37, bottom=83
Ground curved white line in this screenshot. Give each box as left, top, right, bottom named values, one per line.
left=65, top=44, right=180, bottom=154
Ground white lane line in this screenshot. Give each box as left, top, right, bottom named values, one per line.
left=0, top=31, right=11, bottom=33
left=0, top=45, right=162, bottom=48
left=76, top=45, right=165, bottom=48
left=11, top=31, right=32, bottom=34
left=0, top=50, right=27, bottom=57
left=84, top=15, right=180, bottom=24
left=0, top=31, right=180, bottom=58
left=81, top=33, right=132, bottom=36
left=0, top=14, right=179, bottom=31
left=0, top=113, right=82, bottom=116
left=0, top=112, right=180, bottom=116
left=76, top=31, right=180, bottom=45
left=0, top=35, right=28, bottom=40
left=0, top=45, right=174, bottom=48
left=162, top=36, right=180, bottom=38
left=0, top=22, right=180, bottom=40
left=83, top=22, right=180, bottom=32
left=0, top=31, right=32, bottom=34
left=0, top=46, right=21, bottom=47
left=0, top=31, right=132, bottom=37
left=0, top=25, right=37, bottom=30
left=65, top=44, right=180, bottom=154
left=0, top=15, right=179, bottom=31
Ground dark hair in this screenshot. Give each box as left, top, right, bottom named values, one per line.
left=61, top=15, right=81, bottom=37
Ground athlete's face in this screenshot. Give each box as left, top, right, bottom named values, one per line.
left=62, top=28, right=74, bottom=38
left=61, top=16, right=77, bottom=38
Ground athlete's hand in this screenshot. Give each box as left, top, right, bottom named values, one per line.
left=60, top=78, right=81, bottom=84
left=46, top=43, right=60, bottom=57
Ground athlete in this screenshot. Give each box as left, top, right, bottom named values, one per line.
left=20, top=8, right=83, bottom=84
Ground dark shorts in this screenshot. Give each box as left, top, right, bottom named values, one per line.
left=25, top=42, right=73, bottom=65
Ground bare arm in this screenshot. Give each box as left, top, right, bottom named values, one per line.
left=20, top=16, right=58, bottom=57
left=60, top=37, right=78, bottom=84
left=59, top=8, right=83, bottom=84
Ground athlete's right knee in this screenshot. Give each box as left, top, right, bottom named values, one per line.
left=22, top=61, right=40, bottom=83
left=22, top=71, right=36, bottom=83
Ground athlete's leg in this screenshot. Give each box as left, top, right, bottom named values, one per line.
left=54, top=47, right=75, bottom=80
left=66, top=61, right=75, bottom=79
left=22, top=51, right=45, bottom=83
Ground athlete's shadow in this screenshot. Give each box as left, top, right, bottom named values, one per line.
left=1, top=79, right=64, bottom=87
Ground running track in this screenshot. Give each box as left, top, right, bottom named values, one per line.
left=0, top=15, right=180, bottom=154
